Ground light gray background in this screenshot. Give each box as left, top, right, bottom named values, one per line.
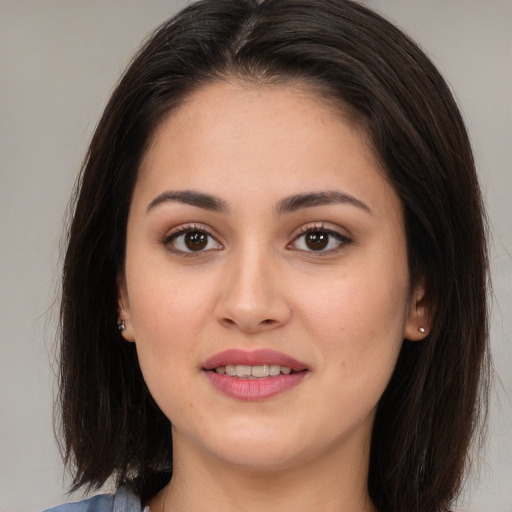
left=0, top=1, right=510, bottom=511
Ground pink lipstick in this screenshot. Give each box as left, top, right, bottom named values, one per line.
left=203, top=349, right=309, bottom=401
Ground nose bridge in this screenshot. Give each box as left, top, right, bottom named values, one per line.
left=215, top=239, right=290, bottom=332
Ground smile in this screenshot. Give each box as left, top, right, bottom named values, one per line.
left=203, top=349, right=308, bottom=400
left=214, top=364, right=293, bottom=378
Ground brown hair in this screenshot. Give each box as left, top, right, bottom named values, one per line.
left=59, top=1, right=490, bottom=510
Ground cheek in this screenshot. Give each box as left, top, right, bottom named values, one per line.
left=299, top=261, right=410, bottom=386
left=299, top=271, right=409, bottom=430
left=301, top=267, right=409, bottom=338
left=128, top=267, right=213, bottom=339
left=125, top=270, right=213, bottom=408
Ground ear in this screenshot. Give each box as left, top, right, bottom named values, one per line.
left=404, top=278, right=432, bottom=341
left=117, top=274, right=135, bottom=342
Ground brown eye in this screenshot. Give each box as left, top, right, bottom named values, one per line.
left=184, top=231, right=208, bottom=251
left=305, top=231, right=329, bottom=251
left=290, top=227, right=351, bottom=253
left=166, top=227, right=222, bottom=254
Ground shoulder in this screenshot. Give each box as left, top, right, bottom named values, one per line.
left=42, top=487, right=142, bottom=512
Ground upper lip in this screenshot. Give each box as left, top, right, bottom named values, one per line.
left=202, top=349, right=308, bottom=372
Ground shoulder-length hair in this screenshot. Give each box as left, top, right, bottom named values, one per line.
left=59, top=1, right=489, bottom=510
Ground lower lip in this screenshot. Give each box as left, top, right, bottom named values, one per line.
left=205, top=371, right=307, bottom=401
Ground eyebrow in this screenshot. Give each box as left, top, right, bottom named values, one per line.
left=276, top=191, right=372, bottom=215
left=146, top=190, right=229, bottom=213
left=146, top=189, right=371, bottom=215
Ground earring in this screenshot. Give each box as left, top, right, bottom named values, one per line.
left=118, top=320, right=126, bottom=332
left=418, top=327, right=426, bottom=334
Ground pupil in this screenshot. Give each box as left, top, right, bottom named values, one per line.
left=185, top=232, right=207, bottom=251
left=306, top=231, right=329, bottom=250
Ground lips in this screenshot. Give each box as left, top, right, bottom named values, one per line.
left=203, top=349, right=308, bottom=372
left=202, top=349, right=309, bottom=401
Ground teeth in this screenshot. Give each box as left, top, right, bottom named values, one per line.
left=215, top=364, right=294, bottom=378
left=251, top=364, right=269, bottom=378
left=269, top=364, right=281, bottom=376
left=235, top=365, right=252, bottom=377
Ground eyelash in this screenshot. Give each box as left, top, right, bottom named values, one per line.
left=288, top=223, right=353, bottom=254
left=162, top=223, right=352, bottom=256
left=162, top=224, right=222, bottom=257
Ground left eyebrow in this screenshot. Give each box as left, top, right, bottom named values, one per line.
left=276, top=191, right=372, bottom=215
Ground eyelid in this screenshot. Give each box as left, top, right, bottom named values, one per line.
left=160, top=221, right=352, bottom=256
left=162, top=223, right=223, bottom=255
left=288, top=222, right=353, bottom=253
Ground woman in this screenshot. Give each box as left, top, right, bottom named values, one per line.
left=48, top=1, right=490, bottom=511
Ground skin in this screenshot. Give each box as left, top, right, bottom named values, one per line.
left=118, top=81, right=429, bottom=512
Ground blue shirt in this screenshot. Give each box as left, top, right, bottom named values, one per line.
left=43, top=487, right=144, bottom=512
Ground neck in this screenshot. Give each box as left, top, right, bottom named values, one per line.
left=151, top=432, right=375, bottom=512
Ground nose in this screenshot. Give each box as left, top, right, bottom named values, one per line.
left=214, top=250, right=292, bottom=334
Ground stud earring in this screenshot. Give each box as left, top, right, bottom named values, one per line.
left=418, top=327, right=426, bottom=334
left=118, top=320, right=126, bottom=332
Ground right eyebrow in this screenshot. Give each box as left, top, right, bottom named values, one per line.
left=146, top=190, right=229, bottom=214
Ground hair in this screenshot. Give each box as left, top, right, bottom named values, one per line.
left=58, top=1, right=490, bottom=511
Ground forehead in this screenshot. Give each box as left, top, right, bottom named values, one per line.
left=135, top=80, right=397, bottom=216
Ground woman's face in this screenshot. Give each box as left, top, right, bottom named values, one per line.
left=119, top=81, right=426, bottom=473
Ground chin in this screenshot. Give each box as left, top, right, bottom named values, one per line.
left=204, top=425, right=323, bottom=472
left=217, top=445, right=307, bottom=473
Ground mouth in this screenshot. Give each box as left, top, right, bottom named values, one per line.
left=213, top=364, right=297, bottom=378
left=202, top=349, right=309, bottom=400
